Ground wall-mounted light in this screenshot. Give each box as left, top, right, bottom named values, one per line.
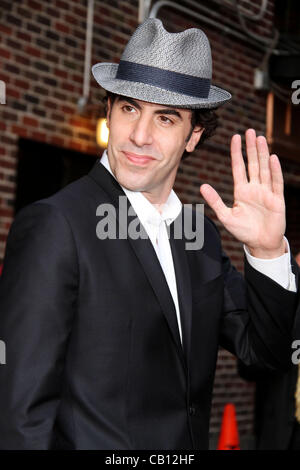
left=96, top=118, right=109, bottom=147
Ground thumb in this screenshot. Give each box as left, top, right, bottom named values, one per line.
left=200, top=184, right=230, bottom=223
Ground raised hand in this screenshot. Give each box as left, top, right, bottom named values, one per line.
left=200, top=128, right=286, bottom=258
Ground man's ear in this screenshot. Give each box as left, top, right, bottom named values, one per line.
left=185, top=126, right=204, bottom=153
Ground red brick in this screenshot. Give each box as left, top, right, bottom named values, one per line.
left=6, top=88, right=21, bottom=99
left=16, top=31, right=31, bottom=42
left=44, top=100, right=57, bottom=110
left=14, top=54, right=31, bottom=66
left=61, top=82, right=75, bottom=92
left=14, top=79, right=29, bottom=90
left=45, top=53, right=59, bottom=64
left=69, top=141, right=84, bottom=152
left=23, top=116, right=39, bottom=127
left=119, top=3, right=137, bottom=17
left=11, top=125, right=28, bottom=137
left=55, top=22, right=70, bottom=34
left=112, top=35, right=128, bottom=46
left=69, top=118, right=86, bottom=128
left=0, top=160, right=16, bottom=170
left=24, top=46, right=41, bottom=58
left=54, top=68, right=68, bottom=79
left=0, top=184, right=14, bottom=194
left=50, top=113, right=64, bottom=122
left=16, top=6, right=32, bottom=20
left=46, top=7, right=59, bottom=18
left=31, top=131, right=46, bottom=141
left=0, top=207, right=13, bottom=217
left=0, top=48, right=11, bottom=59
left=53, top=91, right=66, bottom=101
left=41, top=122, right=56, bottom=132
left=127, top=18, right=139, bottom=29
left=64, top=14, right=78, bottom=25
left=73, top=6, right=86, bottom=17
left=0, top=72, right=10, bottom=84
left=6, top=15, right=22, bottom=28
left=0, top=24, right=12, bottom=35
left=72, top=73, right=82, bottom=83
left=27, top=0, right=42, bottom=11
left=55, top=0, right=70, bottom=10
left=61, top=105, right=74, bottom=114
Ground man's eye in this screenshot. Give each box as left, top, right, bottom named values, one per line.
left=160, top=116, right=173, bottom=124
left=122, top=105, right=135, bottom=113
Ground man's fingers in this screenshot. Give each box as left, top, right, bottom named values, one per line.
left=200, top=184, right=230, bottom=223
left=230, top=134, right=248, bottom=187
left=270, top=154, right=284, bottom=196
left=257, top=135, right=272, bottom=190
left=245, top=129, right=260, bottom=183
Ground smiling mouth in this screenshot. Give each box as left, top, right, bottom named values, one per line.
left=123, top=151, right=155, bottom=165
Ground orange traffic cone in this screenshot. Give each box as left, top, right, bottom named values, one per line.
left=217, top=403, right=240, bottom=450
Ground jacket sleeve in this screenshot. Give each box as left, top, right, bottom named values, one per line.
left=219, top=245, right=300, bottom=371
left=0, top=202, right=78, bottom=449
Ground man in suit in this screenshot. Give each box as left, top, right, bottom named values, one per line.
left=238, top=252, right=300, bottom=450
left=0, top=18, right=299, bottom=450
left=238, top=360, right=300, bottom=449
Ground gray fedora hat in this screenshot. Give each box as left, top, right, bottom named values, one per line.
left=92, top=18, right=231, bottom=109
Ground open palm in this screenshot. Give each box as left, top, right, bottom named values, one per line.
left=200, top=129, right=286, bottom=258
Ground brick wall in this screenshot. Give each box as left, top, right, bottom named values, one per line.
left=0, top=0, right=300, bottom=446
left=0, top=0, right=139, bottom=261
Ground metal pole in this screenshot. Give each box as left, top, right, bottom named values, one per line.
left=83, top=0, right=94, bottom=100
left=139, top=0, right=152, bottom=23
left=78, top=0, right=95, bottom=113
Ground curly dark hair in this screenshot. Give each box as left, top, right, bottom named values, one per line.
left=102, top=91, right=219, bottom=160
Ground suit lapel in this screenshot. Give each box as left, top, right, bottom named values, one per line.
left=88, top=161, right=187, bottom=368
left=126, top=219, right=186, bottom=365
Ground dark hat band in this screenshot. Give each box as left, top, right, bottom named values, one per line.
left=116, top=60, right=211, bottom=99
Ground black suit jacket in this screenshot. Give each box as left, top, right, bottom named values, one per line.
left=0, top=161, right=299, bottom=450
left=238, top=361, right=300, bottom=449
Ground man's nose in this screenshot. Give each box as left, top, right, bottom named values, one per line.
left=129, top=115, right=153, bottom=147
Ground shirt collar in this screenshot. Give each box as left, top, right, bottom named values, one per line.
left=99, top=150, right=182, bottom=228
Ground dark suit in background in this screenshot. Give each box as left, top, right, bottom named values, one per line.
left=0, top=161, right=299, bottom=449
left=238, top=355, right=300, bottom=449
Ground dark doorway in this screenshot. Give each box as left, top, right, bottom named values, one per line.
left=285, top=184, right=300, bottom=257
left=15, top=138, right=98, bottom=214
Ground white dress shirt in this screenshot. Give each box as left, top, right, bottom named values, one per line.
left=100, top=150, right=184, bottom=342
left=100, top=150, right=297, bottom=344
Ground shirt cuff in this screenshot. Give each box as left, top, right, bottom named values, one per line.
left=244, top=237, right=297, bottom=292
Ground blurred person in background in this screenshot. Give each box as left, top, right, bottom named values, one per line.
left=239, top=251, right=300, bottom=450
